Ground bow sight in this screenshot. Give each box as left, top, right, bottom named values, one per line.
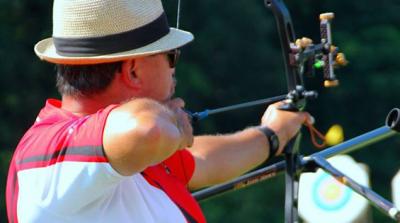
left=266, top=0, right=347, bottom=111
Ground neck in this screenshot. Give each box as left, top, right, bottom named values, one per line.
left=61, top=90, right=128, bottom=116
left=61, top=67, right=136, bottom=116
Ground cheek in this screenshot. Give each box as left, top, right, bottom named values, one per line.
left=138, top=58, right=174, bottom=100
left=145, top=74, right=173, bottom=100
left=159, top=75, right=173, bottom=94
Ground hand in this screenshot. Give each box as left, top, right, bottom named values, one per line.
left=261, top=101, right=310, bottom=155
left=164, top=98, right=194, bottom=148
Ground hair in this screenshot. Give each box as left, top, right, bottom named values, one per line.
left=56, top=61, right=123, bottom=97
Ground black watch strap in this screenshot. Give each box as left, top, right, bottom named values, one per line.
left=257, top=126, right=280, bottom=157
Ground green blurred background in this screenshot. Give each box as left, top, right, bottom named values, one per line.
left=1, top=0, right=399, bottom=222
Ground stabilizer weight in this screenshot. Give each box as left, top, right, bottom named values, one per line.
left=386, top=108, right=400, bottom=132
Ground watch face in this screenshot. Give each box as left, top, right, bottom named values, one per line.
left=271, top=135, right=279, bottom=149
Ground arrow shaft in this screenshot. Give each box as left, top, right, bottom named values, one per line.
left=206, top=95, right=287, bottom=115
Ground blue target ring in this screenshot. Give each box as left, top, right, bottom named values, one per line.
left=312, top=173, right=352, bottom=211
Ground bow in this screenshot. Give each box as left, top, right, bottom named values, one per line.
left=189, top=0, right=347, bottom=222
left=266, top=1, right=348, bottom=221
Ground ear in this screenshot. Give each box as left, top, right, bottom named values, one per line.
left=120, top=59, right=141, bottom=89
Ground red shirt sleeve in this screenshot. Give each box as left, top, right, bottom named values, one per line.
left=164, top=149, right=195, bottom=185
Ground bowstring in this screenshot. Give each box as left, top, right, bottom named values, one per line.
left=176, top=0, right=181, bottom=29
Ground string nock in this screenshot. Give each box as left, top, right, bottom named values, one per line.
left=319, top=12, right=335, bottom=21
left=183, top=109, right=194, bottom=120
left=324, top=79, right=339, bottom=87
left=184, top=109, right=210, bottom=123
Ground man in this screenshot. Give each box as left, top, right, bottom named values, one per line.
left=6, top=0, right=309, bottom=222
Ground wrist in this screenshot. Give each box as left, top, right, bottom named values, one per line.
left=256, top=126, right=280, bottom=157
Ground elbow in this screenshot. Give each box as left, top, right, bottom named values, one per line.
left=122, top=118, right=182, bottom=173
left=103, top=108, right=182, bottom=176
left=143, top=119, right=182, bottom=164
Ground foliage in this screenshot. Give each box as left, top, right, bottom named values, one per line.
left=1, top=0, right=399, bottom=222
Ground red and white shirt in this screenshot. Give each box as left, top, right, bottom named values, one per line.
left=6, top=99, right=206, bottom=223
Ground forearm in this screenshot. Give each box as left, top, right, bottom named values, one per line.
left=104, top=98, right=183, bottom=175
left=188, top=102, right=308, bottom=190
left=189, top=127, right=270, bottom=189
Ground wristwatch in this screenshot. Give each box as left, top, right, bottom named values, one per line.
left=257, top=126, right=280, bottom=156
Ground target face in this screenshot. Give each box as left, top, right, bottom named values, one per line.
left=313, top=173, right=352, bottom=211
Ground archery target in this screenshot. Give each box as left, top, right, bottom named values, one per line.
left=393, top=170, right=400, bottom=208
left=298, top=155, right=370, bottom=223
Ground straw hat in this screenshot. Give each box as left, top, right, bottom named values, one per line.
left=34, top=0, right=194, bottom=65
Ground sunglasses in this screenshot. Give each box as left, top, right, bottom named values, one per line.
left=166, top=49, right=181, bottom=68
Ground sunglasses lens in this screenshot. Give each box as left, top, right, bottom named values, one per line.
left=167, top=49, right=180, bottom=68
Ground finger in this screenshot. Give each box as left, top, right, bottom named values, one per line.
left=267, top=101, right=287, bottom=111
left=176, top=110, right=194, bottom=148
left=184, top=123, right=194, bottom=148
left=302, top=112, right=314, bottom=124
left=164, top=98, right=184, bottom=109
left=275, top=101, right=287, bottom=107
left=268, top=101, right=281, bottom=109
left=176, top=109, right=192, bottom=130
left=171, top=98, right=185, bottom=108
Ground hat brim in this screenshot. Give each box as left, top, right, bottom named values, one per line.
left=34, top=28, right=194, bottom=65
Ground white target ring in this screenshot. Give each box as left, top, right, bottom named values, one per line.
left=298, top=155, right=370, bottom=223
